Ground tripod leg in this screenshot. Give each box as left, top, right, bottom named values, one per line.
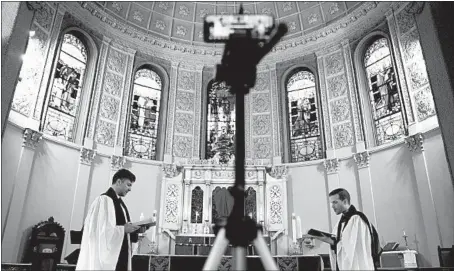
left=232, top=246, right=247, bottom=271
left=203, top=228, right=229, bottom=271
left=252, top=231, right=279, bottom=271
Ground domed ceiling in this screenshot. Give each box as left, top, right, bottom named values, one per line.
left=93, top=1, right=364, bottom=46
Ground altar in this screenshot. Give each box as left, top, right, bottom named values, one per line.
left=132, top=254, right=326, bottom=271
left=157, top=161, right=290, bottom=255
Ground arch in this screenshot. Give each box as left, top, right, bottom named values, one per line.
left=280, top=64, right=325, bottom=163
left=40, top=27, right=98, bottom=144
left=353, top=30, right=408, bottom=147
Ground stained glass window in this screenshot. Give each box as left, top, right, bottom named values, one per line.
left=42, top=33, right=87, bottom=141
left=190, top=186, right=204, bottom=223
left=124, top=68, right=162, bottom=160
left=206, top=81, right=236, bottom=164
left=364, top=38, right=405, bottom=145
left=287, top=70, right=323, bottom=162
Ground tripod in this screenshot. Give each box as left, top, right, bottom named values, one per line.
left=203, top=21, right=288, bottom=271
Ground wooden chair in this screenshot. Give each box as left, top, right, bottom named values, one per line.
left=438, top=245, right=454, bottom=267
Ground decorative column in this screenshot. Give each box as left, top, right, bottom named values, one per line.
left=182, top=178, right=191, bottom=234
left=2, top=128, right=42, bottom=262
left=63, top=147, right=96, bottom=259
left=324, top=158, right=340, bottom=230
left=405, top=133, right=442, bottom=266
left=353, top=151, right=377, bottom=226
left=163, top=62, right=180, bottom=162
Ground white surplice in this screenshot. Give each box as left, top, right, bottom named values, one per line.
left=76, top=195, right=132, bottom=270
left=329, top=215, right=374, bottom=271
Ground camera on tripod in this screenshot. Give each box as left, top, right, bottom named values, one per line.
left=204, top=14, right=275, bottom=42
left=201, top=8, right=287, bottom=270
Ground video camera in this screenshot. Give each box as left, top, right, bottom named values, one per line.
left=204, top=14, right=275, bottom=42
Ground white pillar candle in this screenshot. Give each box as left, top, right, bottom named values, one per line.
left=291, top=213, right=297, bottom=242
left=296, top=216, right=303, bottom=239
left=151, top=210, right=157, bottom=243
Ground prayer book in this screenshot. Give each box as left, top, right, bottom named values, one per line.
left=307, top=228, right=335, bottom=238
left=132, top=218, right=156, bottom=227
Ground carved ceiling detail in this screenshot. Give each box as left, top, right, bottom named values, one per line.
left=65, top=2, right=401, bottom=65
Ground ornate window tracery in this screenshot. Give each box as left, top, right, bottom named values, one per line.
left=124, top=68, right=162, bottom=160
left=206, top=80, right=236, bottom=164
left=364, top=37, right=405, bottom=145
left=286, top=69, right=323, bottom=162
left=41, top=33, right=88, bottom=141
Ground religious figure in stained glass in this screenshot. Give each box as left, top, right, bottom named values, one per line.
left=364, top=38, right=405, bottom=145
left=206, top=81, right=236, bottom=164
left=42, top=33, right=87, bottom=141
left=287, top=70, right=323, bottom=162
left=125, top=68, right=162, bottom=160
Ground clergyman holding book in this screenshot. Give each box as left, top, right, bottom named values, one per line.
left=304, top=188, right=380, bottom=271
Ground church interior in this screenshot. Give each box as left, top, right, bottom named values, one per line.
left=2, top=1, right=454, bottom=270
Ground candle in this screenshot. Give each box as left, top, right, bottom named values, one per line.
left=196, top=211, right=199, bottom=223
left=296, top=216, right=302, bottom=239
left=403, top=229, right=407, bottom=236
left=151, top=210, right=157, bottom=243
left=248, top=212, right=253, bottom=218
left=291, top=213, right=297, bottom=242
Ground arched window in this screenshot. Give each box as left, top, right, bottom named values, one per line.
left=286, top=69, right=323, bottom=162
left=206, top=80, right=236, bottom=164
left=124, top=68, right=162, bottom=160
left=41, top=33, right=88, bottom=141
left=363, top=37, right=405, bottom=145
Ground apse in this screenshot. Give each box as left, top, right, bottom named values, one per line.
left=2, top=2, right=454, bottom=270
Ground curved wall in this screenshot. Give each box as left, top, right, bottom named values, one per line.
left=2, top=1, right=453, bottom=267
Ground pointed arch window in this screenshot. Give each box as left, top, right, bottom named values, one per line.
left=42, top=33, right=87, bottom=141
left=364, top=37, right=405, bottom=145
left=206, top=80, right=236, bottom=164
left=287, top=69, right=323, bottom=162
left=124, top=68, right=162, bottom=160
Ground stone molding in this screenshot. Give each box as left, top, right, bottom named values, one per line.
left=22, top=128, right=43, bottom=150
left=353, top=151, right=370, bottom=169
left=162, top=163, right=183, bottom=178
left=324, top=158, right=339, bottom=174
left=266, top=165, right=287, bottom=179
left=80, top=147, right=96, bottom=165
left=405, top=133, right=424, bottom=152
left=110, top=155, right=126, bottom=170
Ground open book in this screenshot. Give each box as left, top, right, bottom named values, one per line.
left=131, top=218, right=156, bottom=227
left=307, top=228, right=335, bottom=239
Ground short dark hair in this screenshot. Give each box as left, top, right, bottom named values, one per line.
left=329, top=188, right=350, bottom=204
left=112, top=169, right=136, bottom=185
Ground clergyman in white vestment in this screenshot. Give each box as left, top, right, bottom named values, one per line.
left=305, top=188, right=376, bottom=271
left=76, top=169, right=141, bottom=271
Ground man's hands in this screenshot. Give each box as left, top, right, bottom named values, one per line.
left=124, top=223, right=140, bottom=233
left=302, top=234, right=335, bottom=246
